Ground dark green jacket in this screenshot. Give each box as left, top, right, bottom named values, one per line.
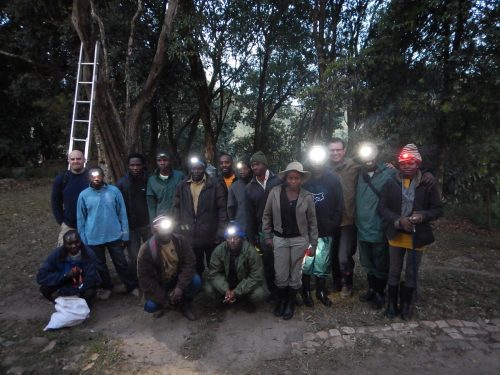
left=355, top=163, right=396, bottom=243
left=146, top=169, right=185, bottom=220
left=208, top=240, right=265, bottom=296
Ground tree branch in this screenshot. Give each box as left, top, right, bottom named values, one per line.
left=125, top=0, right=144, bottom=112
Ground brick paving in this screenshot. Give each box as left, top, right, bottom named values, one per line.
left=292, top=318, right=500, bottom=355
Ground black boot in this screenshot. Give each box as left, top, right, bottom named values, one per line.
left=283, top=288, right=298, bottom=320
left=274, top=287, right=288, bottom=317
left=315, top=277, right=332, bottom=307
left=400, top=284, right=414, bottom=320
left=385, top=284, right=398, bottom=319
left=301, top=275, right=314, bottom=307
left=371, top=278, right=386, bottom=310
left=359, top=274, right=376, bottom=302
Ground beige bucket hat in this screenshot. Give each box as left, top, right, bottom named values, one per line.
left=278, top=161, right=311, bottom=182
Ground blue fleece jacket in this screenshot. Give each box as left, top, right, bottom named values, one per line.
left=77, top=184, right=129, bottom=245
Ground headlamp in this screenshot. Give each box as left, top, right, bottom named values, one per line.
left=308, top=145, right=327, bottom=165
left=402, top=153, right=409, bottom=159
left=190, top=156, right=200, bottom=165
left=91, top=170, right=101, bottom=177
left=153, top=216, right=174, bottom=234
left=236, top=161, right=243, bottom=169
left=226, top=226, right=237, bottom=236
left=357, top=142, right=377, bottom=162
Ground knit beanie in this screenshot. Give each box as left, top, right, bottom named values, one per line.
left=250, top=151, right=268, bottom=166
left=398, top=144, right=422, bottom=163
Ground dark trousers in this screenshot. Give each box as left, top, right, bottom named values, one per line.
left=90, top=240, right=138, bottom=290
left=331, top=225, right=357, bottom=285
left=128, top=225, right=150, bottom=276
left=144, top=274, right=202, bottom=313
left=40, top=285, right=97, bottom=306
left=359, top=240, right=389, bottom=280
left=258, top=232, right=275, bottom=290
left=388, top=246, right=422, bottom=288
left=193, top=244, right=216, bottom=276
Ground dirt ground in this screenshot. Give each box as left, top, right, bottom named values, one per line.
left=0, top=179, right=499, bottom=374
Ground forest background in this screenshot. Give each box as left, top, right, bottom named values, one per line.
left=0, top=0, right=498, bottom=226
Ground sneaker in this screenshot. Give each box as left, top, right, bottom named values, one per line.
left=340, top=285, right=352, bottom=298
left=130, top=288, right=140, bottom=298
left=97, top=289, right=112, bottom=300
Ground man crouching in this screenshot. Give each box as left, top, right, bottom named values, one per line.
left=205, top=222, right=269, bottom=310
left=137, top=215, right=201, bottom=320
left=37, top=230, right=100, bottom=307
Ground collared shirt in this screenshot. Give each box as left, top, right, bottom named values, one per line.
left=188, top=175, right=207, bottom=215
left=77, top=184, right=129, bottom=245
left=256, top=169, right=270, bottom=190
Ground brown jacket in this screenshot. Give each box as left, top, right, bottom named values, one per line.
left=262, top=185, right=318, bottom=247
left=137, top=234, right=196, bottom=306
left=331, top=157, right=361, bottom=226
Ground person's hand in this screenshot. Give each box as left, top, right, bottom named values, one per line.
left=409, top=213, right=423, bottom=224
left=121, top=240, right=128, bottom=248
left=265, top=238, right=274, bottom=249
left=169, top=287, right=183, bottom=305
left=305, top=246, right=316, bottom=257
left=421, top=172, right=436, bottom=187
left=223, top=289, right=236, bottom=304
left=65, top=266, right=81, bottom=279
left=399, top=217, right=414, bottom=232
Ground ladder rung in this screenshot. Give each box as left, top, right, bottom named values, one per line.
left=79, top=81, right=93, bottom=84
left=77, top=100, right=91, bottom=104
left=74, top=119, right=90, bottom=123
left=73, top=138, right=87, bottom=142
left=80, top=62, right=95, bottom=65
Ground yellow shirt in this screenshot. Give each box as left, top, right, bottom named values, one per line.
left=388, top=177, right=423, bottom=250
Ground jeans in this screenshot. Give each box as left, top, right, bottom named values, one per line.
left=127, top=225, right=150, bottom=276
left=90, top=240, right=138, bottom=290
left=144, top=274, right=202, bottom=313
left=331, top=225, right=357, bottom=284
left=388, top=246, right=422, bottom=288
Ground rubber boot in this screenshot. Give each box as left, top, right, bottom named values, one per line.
left=384, top=284, right=398, bottom=319
left=371, top=278, right=386, bottom=310
left=181, top=298, right=196, bottom=321
left=340, top=273, right=353, bottom=298
left=400, top=284, right=414, bottom=320
left=359, top=274, right=376, bottom=302
left=274, top=287, right=288, bottom=317
left=301, top=275, right=314, bottom=307
left=283, top=288, right=298, bottom=320
left=315, top=277, right=332, bottom=307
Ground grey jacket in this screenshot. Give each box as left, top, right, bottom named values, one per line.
left=262, top=185, right=318, bottom=247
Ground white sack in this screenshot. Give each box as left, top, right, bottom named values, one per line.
left=44, top=296, right=90, bottom=331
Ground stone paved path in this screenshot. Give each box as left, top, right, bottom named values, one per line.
left=292, top=318, right=500, bottom=356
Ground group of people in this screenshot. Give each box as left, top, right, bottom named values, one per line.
left=37, top=138, right=442, bottom=322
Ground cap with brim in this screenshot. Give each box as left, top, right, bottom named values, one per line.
left=278, top=161, right=311, bottom=183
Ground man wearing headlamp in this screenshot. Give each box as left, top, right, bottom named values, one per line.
left=206, top=222, right=269, bottom=309
left=137, top=215, right=200, bottom=320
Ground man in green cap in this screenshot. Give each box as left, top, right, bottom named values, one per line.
left=245, top=151, right=282, bottom=291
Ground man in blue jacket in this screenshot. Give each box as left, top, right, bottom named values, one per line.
left=77, top=167, right=138, bottom=300
left=37, top=230, right=100, bottom=306
left=51, top=150, right=88, bottom=246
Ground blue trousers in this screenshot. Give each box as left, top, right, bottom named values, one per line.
left=144, top=274, right=202, bottom=313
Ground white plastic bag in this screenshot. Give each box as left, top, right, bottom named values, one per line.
left=44, top=296, right=90, bottom=331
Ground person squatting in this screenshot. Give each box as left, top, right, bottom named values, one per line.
left=41, top=142, right=442, bottom=321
